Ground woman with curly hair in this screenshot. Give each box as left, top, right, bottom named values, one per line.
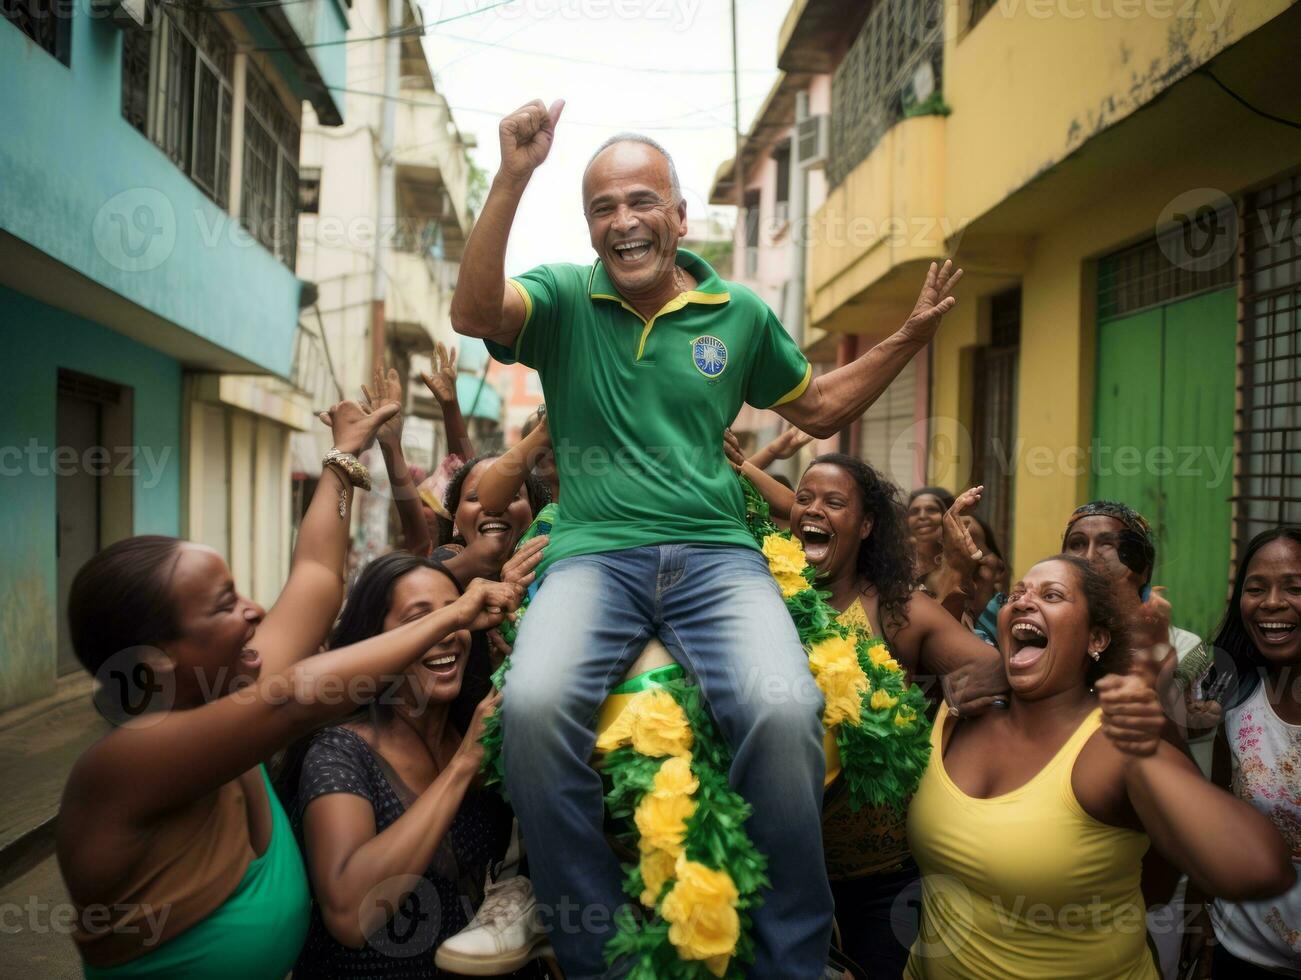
left=730, top=446, right=1006, bottom=976
left=427, top=452, right=551, bottom=590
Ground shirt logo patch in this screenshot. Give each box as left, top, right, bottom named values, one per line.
left=691, top=335, right=728, bottom=378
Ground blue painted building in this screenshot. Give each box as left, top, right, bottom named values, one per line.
left=0, top=0, right=347, bottom=711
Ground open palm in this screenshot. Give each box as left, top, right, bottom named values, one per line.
left=361, top=366, right=404, bottom=447
left=901, top=260, right=964, bottom=346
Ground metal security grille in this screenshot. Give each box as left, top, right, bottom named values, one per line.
left=1097, top=218, right=1235, bottom=320
left=828, top=0, right=943, bottom=189
left=242, top=66, right=301, bottom=267
left=1236, top=171, right=1301, bottom=551
left=119, top=6, right=233, bottom=209
left=2, top=0, right=70, bottom=64
left=122, top=28, right=151, bottom=135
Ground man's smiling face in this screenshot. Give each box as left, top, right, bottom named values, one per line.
left=582, top=140, right=687, bottom=300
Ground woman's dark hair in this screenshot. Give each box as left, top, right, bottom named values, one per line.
left=804, top=454, right=915, bottom=630
left=66, top=535, right=185, bottom=676
left=1038, top=554, right=1131, bottom=686
left=908, top=486, right=956, bottom=513
left=1211, top=526, right=1301, bottom=709
left=274, top=552, right=493, bottom=804
left=435, top=452, right=551, bottom=547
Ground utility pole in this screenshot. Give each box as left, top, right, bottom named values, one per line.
left=371, top=0, right=401, bottom=373
left=359, top=0, right=403, bottom=566
left=730, top=0, right=744, bottom=251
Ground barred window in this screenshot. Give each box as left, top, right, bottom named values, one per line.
left=118, top=6, right=234, bottom=209
left=1237, top=172, right=1301, bottom=552
left=829, top=0, right=944, bottom=188
left=242, top=65, right=301, bottom=267
left=3, top=0, right=71, bottom=65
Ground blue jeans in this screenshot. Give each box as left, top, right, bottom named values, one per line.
left=501, top=544, right=832, bottom=980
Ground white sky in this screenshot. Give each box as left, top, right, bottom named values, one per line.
left=416, top=0, right=789, bottom=273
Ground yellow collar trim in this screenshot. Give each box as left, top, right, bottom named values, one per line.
left=591, top=289, right=732, bottom=361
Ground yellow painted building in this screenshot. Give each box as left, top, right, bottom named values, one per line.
left=786, top=0, right=1301, bottom=636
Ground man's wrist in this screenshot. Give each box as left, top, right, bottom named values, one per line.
left=492, top=170, right=532, bottom=196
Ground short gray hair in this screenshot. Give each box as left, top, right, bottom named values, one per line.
left=584, top=132, right=681, bottom=203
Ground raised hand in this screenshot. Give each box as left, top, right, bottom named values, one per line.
left=421, top=341, right=459, bottom=403
left=499, top=99, right=565, bottom=182
left=501, top=534, right=548, bottom=590
left=318, top=399, right=398, bottom=457
left=1096, top=651, right=1165, bottom=757
left=769, top=427, right=813, bottom=460
left=722, top=428, right=746, bottom=472
left=900, top=260, right=964, bottom=347
left=453, top=578, right=525, bottom=633
left=360, top=365, right=404, bottom=449
left=454, top=689, right=502, bottom=769
left=940, top=486, right=985, bottom=579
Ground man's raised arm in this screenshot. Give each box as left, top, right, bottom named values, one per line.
left=450, top=99, right=564, bottom=349
left=775, top=260, right=963, bottom=438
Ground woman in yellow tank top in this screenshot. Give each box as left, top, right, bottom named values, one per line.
left=905, top=554, right=1295, bottom=979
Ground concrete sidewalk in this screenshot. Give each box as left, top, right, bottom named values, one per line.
left=0, top=682, right=107, bottom=886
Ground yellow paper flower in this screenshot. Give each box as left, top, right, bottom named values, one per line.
left=870, top=688, right=899, bottom=711
left=762, top=533, right=807, bottom=573
left=629, top=689, right=694, bottom=759
left=594, top=708, right=635, bottom=754
left=638, top=842, right=678, bottom=907
left=662, top=857, right=741, bottom=966
left=809, top=635, right=869, bottom=726
left=704, top=954, right=731, bottom=978
left=653, top=756, right=699, bottom=797
left=635, top=788, right=696, bottom=853
left=774, top=569, right=809, bottom=598
left=867, top=642, right=903, bottom=673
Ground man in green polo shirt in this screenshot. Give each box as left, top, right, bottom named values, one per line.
left=452, top=99, right=963, bottom=980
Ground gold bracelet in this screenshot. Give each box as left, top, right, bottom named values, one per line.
left=322, top=449, right=372, bottom=491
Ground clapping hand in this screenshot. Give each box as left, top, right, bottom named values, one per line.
left=940, top=486, right=985, bottom=580
left=421, top=341, right=459, bottom=404
left=361, top=365, right=404, bottom=450
left=318, top=399, right=398, bottom=457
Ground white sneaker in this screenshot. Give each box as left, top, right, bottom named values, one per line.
left=434, top=875, right=550, bottom=975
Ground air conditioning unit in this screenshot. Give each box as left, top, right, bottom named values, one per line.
left=795, top=114, right=828, bottom=170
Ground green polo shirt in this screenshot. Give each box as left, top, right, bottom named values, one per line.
left=485, top=248, right=811, bottom=570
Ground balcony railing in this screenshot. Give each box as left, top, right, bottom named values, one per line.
left=829, top=0, right=944, bottom=188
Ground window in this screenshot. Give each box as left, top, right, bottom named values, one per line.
left=970, top=288, right=1021, bottom=555
left=1237, top=172, right=1301, bottom=552
left=1097, top=219, right=1234, bottom=319
left=3, top=0, right=70, bottom=65
left=772, top=140, right=791, bottom=226
left=119, top=6, right=234, bottom=209
left=743, top=189, right=760, bottom=277
left=242, top=64, right=301, bottom=267
left=298, top=167, right=321, bottom=215
left=859, top=364, right=918, bottom=491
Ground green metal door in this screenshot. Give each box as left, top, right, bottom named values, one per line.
left=1093, top=288, right=1236, bottom=639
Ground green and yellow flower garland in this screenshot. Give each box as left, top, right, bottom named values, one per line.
left=478, top=479, right=931, bottom=976
left=743, top=479, right=931, bottom=812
